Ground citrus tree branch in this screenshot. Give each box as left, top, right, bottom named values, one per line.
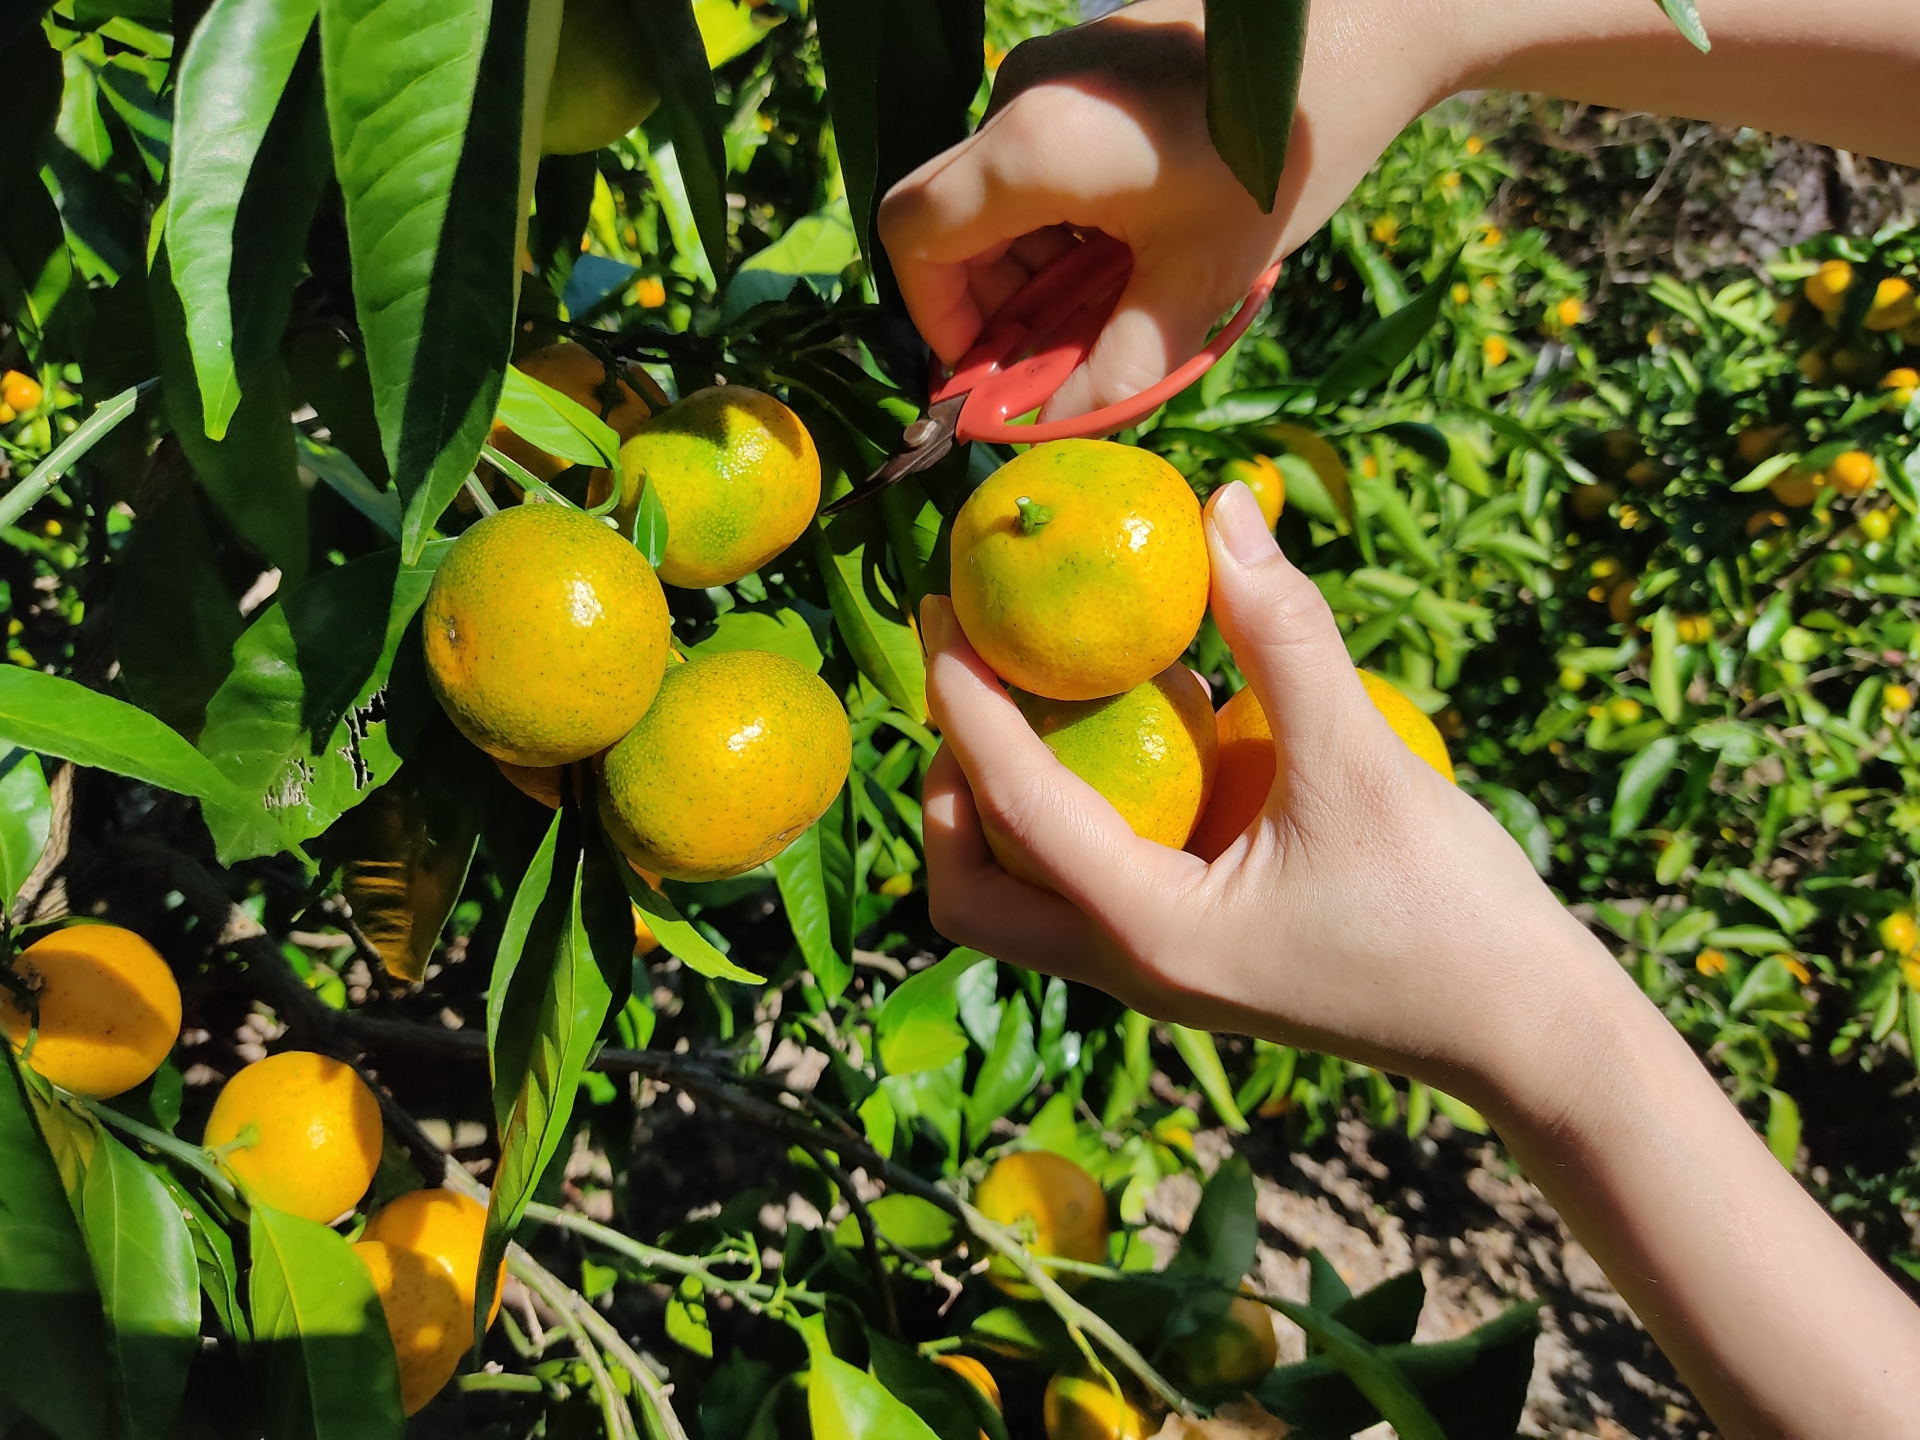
left=510, top=1248, right=640, bottom=1440
left=523, top=1201, right=818, bottom=1315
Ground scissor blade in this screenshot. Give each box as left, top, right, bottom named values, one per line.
left=817, top=395, right=962, bottom=518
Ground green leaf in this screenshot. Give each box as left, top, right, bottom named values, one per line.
left=1317, top=250, right=1461, bottom=404
left=612, top=841, right=767, bottom=983
left=832, top=1193, right=956, bottom=1254
left=0, top=749, right=51, bottom=912
left=1202, top=0, right=1308, bottom=213
left=1264, top=1297, right=1446, bottom=1440
left=689, top=607, right=823, bottom=671
left=165, top=0, right=323, bottom=438
left=1730, top=449, right=1797, bottom=493
left=817, top=510, right=927, bottom=723
left=0, top=1051, right=111, bottom=1440
left=320, top=0, right=534, bottom=561
left=800, top=1312, right=943, bottom=1440
left=626, top=0, right=728, bottom=284
left=866, top=1328, right=1010, bottom=1440
left=1765, top=1088, right=1800, bottom=1168
left=1658, top=0, right=1710, bottom=52
left=297, top=434, right=402, bottom=540
left=1331, top=1269, right=1424, bottom=1347
left=113, top=490, right=245, bottom=740
left=497, top=363, right=622, bottom=468
left=82, top=1129, right=199, bottom=1440
left=195, top=543, right=448, bottom=861
left=1168, top=1155, right=1257, bottom=1284
left=1704, top=925, right=1794, bottom=956
left=965, top=992, right=1042, bottom=1149
left=1724, top=870, right=1801, bottom=937
left=1609, top=734, right=1680, bottom=838
left=249, top=1202, right=406, bottom=1439
left=481, top=799, right=618, bottom=1340
left=1168, top=1024, right=1251, bottom=1132
left=773, top=809, right=854, bottom=1002
left=151, top=250, right=310, bottom=582
left=1649, top=608, right=1682, bottom=722
left=152, top=1167, right=248, bottom=1342
left=875, top=949, right=986, bottom=1077
left=0, top=669, right=292, bottom=861
left=665, top=1273, right=713, bottom=1357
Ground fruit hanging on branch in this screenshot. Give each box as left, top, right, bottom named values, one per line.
left=541, top=0, right=660, bottom=155
left=203, top=1051, right=384, bottom=1223
left=0, top=924, right=181, bottom=1098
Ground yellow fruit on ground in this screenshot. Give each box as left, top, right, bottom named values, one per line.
left=204, top=1051, right=382, bottom=1223
left=974, top=1150, right=1109, bottom=1298
left=1187, top=673, right=1453, bottom=863
left=490, top=342, right=655, bottom=487
left=1866, top=277, right=1914, bottom=331
left=423, top=504, right=670, bottom=768
left=354, top=1240, right=468, bottom=1415
left=541, top=0, right=659, bottom=155
left=988, top=665, right=1217, bottom=886
left=1768, top=467, right=1823, bottom=508
left=601, top=649, right=851, bottom=881
left=0, top=925, right=181, bottom=1099
left=1170, top=1294, right=1280, bottom=1390
left=1, top=369, right=42, bottom=413
left=362, top=1187, right=504, bottom=1326
left=950, top=440, right=1207, bottom=703
left=1805, top=259, right=1853, bottom=315
left=616, top=385, right=820, bottom=588
left=1878, top=911, right=1917, bottom=956
left=1826, top=450, right=1878, bottom=496
left=1219, top=456, right=1284, bottom=529
left=1043, top=1369, right=1148, bottom=1440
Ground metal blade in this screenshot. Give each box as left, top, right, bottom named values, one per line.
left=817, top=394, right=963, bottom=517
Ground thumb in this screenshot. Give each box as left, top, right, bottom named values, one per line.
left=1203, top=481, right=1372, bottom=777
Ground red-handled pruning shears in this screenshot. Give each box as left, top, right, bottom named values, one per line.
left=820, top=230, right=1283, bottom=517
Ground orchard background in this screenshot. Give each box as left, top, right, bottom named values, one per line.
left=2, top=0, right=1918, bottom=1435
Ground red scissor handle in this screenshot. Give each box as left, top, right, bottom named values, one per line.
left=931, top=232, right=1283, bottom=445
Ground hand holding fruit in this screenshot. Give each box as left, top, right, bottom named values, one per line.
left=923, top=478, right=1599, bottom=1103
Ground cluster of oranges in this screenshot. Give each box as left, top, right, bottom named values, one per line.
left=945, top=438, right=1453, bottom=876
left=0, top=923, right=494, bottom=1411
left=961, top=1148, right=1279, bottom=1438
left=430, top=343, right=851, bottom=887
left=0, top=367, right=42, bottom=426
left=1788, top=258, right=1920, bottom=390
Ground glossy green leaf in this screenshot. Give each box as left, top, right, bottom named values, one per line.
left=1168, top=1023, right=1251, bottom=1132
left=626, top=0, right=728, bottom=283
left=166, top=0, right=322, bottom=437
left=249, top=1202, right=406, bottom=1440
left=1331, top=1268, right=1425, bottom=1347
left=1609, top=734, right=1680, bottom=838
left=82, top=1129, right=199, bottom=1440
left=965, top=992, right=1042, bottom=1148
left=0, top=669, right=291, bottom=861
left=0, top=1051, right=110, bottom=1440
left=297, top=434, right=402, bottom=540
left=613, top=841, right=767, bottom=983
left=866, top=1328, right=1010, bottom=1440
left=1169, top=1155, right=1257, bottom=1285
left=485, top=806, right=565, bottom=1075
left=320, top=0, right=535, bottom=561
left=1765, top=1087, right=1800, bottom=1168
left=196, top=543, right=449, bottom=861
left=0, top=749, right=51, bottom=912
left=773, top=807, right=853, bottom=1002
left=481, top=799, right=617, bottom=1341
left=1265, top=1297, right=1445, bottom=1440
left=688, top=607, right=823, bottom=671
left=1658, top=0, right=1709, bottom=52
left=1725, top=869, right=1800, bottom=936
left=831, top=1193, right=956, bottom=1255
left=1317, top=250, right=1460, bottom=404
left=152, top=1167, right=247, bottom=1342
left=666, top=1273, right=713, bottom=1357
left=817, top=512, right=927, bottom=723
left=801, top=1313, right=943, bottom=1440
left=497, top=363, right=622, bottom=468
left=875, top=949, right=985, bottom=1076
left=1202, top=0, right=1308, bottom=213
left=113, top=489, right=244, bottom=739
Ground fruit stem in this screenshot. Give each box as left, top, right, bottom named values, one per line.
left=74, top=1093, right=243, bottom=1207
left=1014, top=495, right=1054, bottom=534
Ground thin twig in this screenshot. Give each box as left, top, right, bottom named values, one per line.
left=801, top=1140, right=900, bottom=1337
left=553, top=1280, right=691, bottom=1440
left=523, top=1201, right=815, bottom=1314
left=510, top=1249, right=638, bottom=1440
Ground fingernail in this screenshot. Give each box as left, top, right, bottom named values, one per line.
left=920, top=594, right=955, bottom=651
left=1210, top=481, right=1278, bottom=565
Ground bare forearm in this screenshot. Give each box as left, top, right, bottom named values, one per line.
left=1472, top=939, right=1920, bottom=1439
left=1445, top=0, right=1920, bottom=166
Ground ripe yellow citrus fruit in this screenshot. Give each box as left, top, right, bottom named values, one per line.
left=1878, top=911, right=1917, bottom=956
left=616, top=386, right=821, bottom=588
left=362, top=1187, right=504, bottom=1325
left=1042, top=1369, right=1148, bottom=1440
left=542, top=0, right=659, bottom=155
left=490, top=342, right=655, bottom=487
left=353, top=1239, right=467, bottom=1415
left=1, top=370, right=42, bottom=413
left=423, top=503, right=670, bottom=767
left=1481, top=334, right=1509, bottom=367
left=1187, top=673, right=1453, bottom=862
left=974, top=1150, right=1109, bottom=1298
left=1768, top=467, right=1823, bottom=508
left=0, top=925, right=180, bottom=1098
left=601, top=649, right=851, bottom=881
left=988, top=665, right=1216, bottom=886
left=1826, top=450, right=1878, bottom=496
left=936, top=1354, right=1002, bottom=1412
left=1170, top=1294, right=1279, bottom=1389
left=204, top=1051, right=383, bottom=1223
left=1859, top=508, right=1894, bottom=543
left=1804, top=259, right=1853, bottom=315
left=1866, top=277, right=1914, bottom=331
left=1219, top=456, right=1284, bottom=529
left=950, top=440, right=1207, bottom=702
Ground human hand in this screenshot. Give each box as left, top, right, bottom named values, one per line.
left=920, top=480, right=1610, bottom=1102
left=877, top=0, right=1454, bottom=422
